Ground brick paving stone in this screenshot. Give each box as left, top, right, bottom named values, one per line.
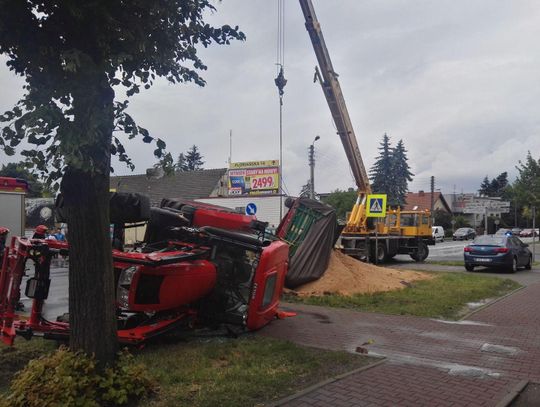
left=266, top=281, right=540, bottom=406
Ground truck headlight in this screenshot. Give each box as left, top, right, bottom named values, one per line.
left=117, top=286, right=130, bottom=309
left=117, top=266, right=138, bottom=309
left=119, top=266, right=138, bottom=285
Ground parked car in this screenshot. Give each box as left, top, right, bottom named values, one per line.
left=520, top=228, right=539, bottom=238
left=453, top=227, right=476, bottom=241
left=511, top=227, right=522, bottom=235
left=495, top=228, right=511, bottom=236
left=464, top=234, right=532, bottom=273
left=432, top=226, right=445, bottom=243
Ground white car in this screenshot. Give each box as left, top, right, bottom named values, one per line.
left=432, top=226, right=445, bottom=242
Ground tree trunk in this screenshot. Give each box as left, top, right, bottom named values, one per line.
left=61, top=75, right=117, bottom=366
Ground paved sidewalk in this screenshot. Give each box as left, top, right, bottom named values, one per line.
left=262, top=282, right=540, bottom=406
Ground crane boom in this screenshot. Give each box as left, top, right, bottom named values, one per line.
left=299, top=0, right=371, bottom=195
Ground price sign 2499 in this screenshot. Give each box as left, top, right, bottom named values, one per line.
left=251, top=175, right=276, bottom=190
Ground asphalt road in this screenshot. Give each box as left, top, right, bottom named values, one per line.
left=390, top=237, right=540, bottom=286
left=393, top=236, right=540, bottom=262
left=17, top=237, right=540, bottom=321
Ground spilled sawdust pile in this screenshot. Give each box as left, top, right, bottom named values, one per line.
left=292, top=250, right=433, bottom=297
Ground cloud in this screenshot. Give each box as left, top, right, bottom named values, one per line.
left=1, top=0, right=539, bottom=197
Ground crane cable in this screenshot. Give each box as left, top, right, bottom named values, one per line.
left=276, top=0, right=285, bottom=72
left=275, top=0, right=287, bottom=219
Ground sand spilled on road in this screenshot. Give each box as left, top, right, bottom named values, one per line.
left=291, top=250, right=432, bottom=297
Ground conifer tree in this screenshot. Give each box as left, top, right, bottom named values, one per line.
left=391, top=139, right=414, bottom=207
left=185, top=145, right=205, bottom=171
left=369, top=134, right=393, bottom=195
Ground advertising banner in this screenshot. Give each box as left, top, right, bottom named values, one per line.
left=228, top=160, right=280, bottom=196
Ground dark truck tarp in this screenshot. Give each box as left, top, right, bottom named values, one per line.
left=277, top=197, right=338, bottom=289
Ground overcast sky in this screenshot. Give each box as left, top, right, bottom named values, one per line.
left=1, top=0, right=539, bottom=196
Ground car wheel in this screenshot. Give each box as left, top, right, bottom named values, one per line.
left=525, top=255, right=532, bottom=270
left=509, top=257, right=518, bottom=273
left=465, top=264, right=474, bottom=272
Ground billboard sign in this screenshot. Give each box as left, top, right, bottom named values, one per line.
left=228, top=160, right=280, bottom=196
left=463, top=199, right=511, bottom=214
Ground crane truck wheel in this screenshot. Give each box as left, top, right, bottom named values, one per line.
left=370, top=242, right=387, bottom=264
left=410, top=241, right=429, bottom=262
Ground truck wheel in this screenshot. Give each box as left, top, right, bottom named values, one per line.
left=370, top=242, right=387, bottom=264
left=110, top=192, right=151, bottom=223
left=410, top=241, right=429, bottom=262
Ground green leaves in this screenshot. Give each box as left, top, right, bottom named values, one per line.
left=1, top=1, right=245, bottom=182
left=3, top=347, right=155, bottom=407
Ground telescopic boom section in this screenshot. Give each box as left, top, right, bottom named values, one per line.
left=299, top=0, right=371, bottom=195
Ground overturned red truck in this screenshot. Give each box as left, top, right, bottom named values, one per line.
left=0, top=196, right=290, bottom=345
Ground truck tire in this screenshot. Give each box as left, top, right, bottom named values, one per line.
left=55, top=192, right=151, bottom=224
left=410, top=241, right=429, bottom=262
left=110, top=192, right=151, bottom=223
left=370, top=242, right=387, bottom=264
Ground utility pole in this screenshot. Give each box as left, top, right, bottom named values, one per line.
left=514, top=199, right=517, bottom=227
left=533, top=206, right=536, bottom=262
left=430, top=176, right=435, bottom=223
left=228, top=129, right=232, bottom=165
left=309, top=135, right=320, bottom=199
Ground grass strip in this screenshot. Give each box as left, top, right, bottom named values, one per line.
left=285, top=272, right=520, bottom=319
left=1, top=335, right=373, bottom=407
left=0, top=338, right=56, bottom=392
left=138, top=335, right=372, bottom=407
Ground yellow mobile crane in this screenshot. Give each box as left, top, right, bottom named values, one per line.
left=299, top=0, right=433, bottom=262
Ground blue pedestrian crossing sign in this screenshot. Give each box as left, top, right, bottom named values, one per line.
left=366, top=194, right=387, bottom=218
left=246, top=203, right=257, bottom=215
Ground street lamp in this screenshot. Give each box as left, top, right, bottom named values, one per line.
left=309, top=136, right=320, bottom=199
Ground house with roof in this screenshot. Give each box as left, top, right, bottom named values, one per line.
left=110, top=167, right=287, bottom=231
left=403, top=190, right=452, bottom=213
left=110, top=168, right=228, bottom=206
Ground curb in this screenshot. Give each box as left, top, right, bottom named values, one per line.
left=459, top=285, right=526, bottom=321
left=266, top=358, right=386, bottom=407
left=494, top=379, right=529, bottom=407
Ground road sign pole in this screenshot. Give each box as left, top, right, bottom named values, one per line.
left=375, top=228, right=378, bottom=265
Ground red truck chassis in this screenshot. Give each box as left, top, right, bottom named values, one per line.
left=0, top=202, right=290, bottom=346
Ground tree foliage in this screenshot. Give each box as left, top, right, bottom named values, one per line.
left=184, top=145, right=205, bottom=171
left=0, top=1, right=244, bottom=181
left=478, top=172, right=509, bottom=197
left=0, top=1, right=244, bottom=364
left=154, top=145, right=204, bottom=174
left=369, top=134, right=393, bottom=197
left=321, top=188, right=357, bottom=222
left=513, top=152, right=540, bottom=209
left=176, top=152, right=188, bottom=172
left=391, top=140, right=414, bottom=207
left=433, top=209, right=452, bottom=231
left=369, top=134, right=414, bottom=207
left=0, top=161, right=48, bottom=197
left=153, top=153, right=176, bottom=176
